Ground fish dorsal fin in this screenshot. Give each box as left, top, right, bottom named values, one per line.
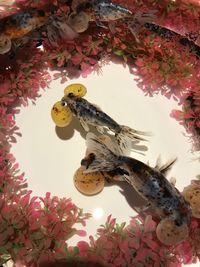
left=154, top=157, right=177, bottom=176
left=154, top=155, right=162, bottom=169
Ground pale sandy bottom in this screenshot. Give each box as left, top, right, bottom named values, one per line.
left=11, top=63, right=200, bottom=266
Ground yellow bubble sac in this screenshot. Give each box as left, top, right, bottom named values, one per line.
left=51, top=101, right=72, bottom=127
left=68, top=11, right=90, bottom=33
left=73, top=166, right=105, bottom=196
left=156, top=218, right=189, bottom=246
left=64, top=83, right=87, bottom=97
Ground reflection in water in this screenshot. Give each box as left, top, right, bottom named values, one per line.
left=92, top=207, right=104, bottom=220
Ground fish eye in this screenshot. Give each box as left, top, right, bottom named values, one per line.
left=61, top=101, right=67, bottom=107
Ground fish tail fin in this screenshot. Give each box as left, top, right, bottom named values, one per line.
left=81, top=133, right=121, bottom=173
left=116, top=125, right=151, bottom=151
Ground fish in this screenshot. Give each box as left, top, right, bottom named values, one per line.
left=0, top=9, right=49, bottom=54
left=71, top=0, right=132, bottom=29
left=70, top=2, right=156, bottom=38
left=127, top=10, right=200, bottom=52
left=72, top=0, right=132, bottom=21
left=0, top=7, right=79, bottom=54
left=81, top=132, right=191, bottom=226
left=90, top=0, right=132, bottom=21
left=71, top=1, right=200, bottom=53
left=61, top=93, right=150, bottom=153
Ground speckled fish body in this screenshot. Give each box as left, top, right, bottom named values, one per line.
left=91, top=0, right=132, bottom=21
left=0, top=9, right=48, bottom=40
left=0, top=8, right=79, bottom=54
left=83, top=133, right=191, bottom=226
left=62, top=94, right=121, bottom=133
left=0, top=9, right=49, bottom=54
left=73, top=0, right=132, bottom=21
left=121, top=157, right=191, bottom=225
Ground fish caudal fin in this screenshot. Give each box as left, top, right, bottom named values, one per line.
left=82, top=133, right=120, bottom=173
left=116, top=125, right=151, bottom=152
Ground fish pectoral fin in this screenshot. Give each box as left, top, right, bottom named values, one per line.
left=79, top=118, right=90, bottom=131
left=154, top=157, right=177, bottom=176
left=96, top=125, right=105, bottom=134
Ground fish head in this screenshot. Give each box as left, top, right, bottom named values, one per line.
left=61, top=93, right=79, bottom=114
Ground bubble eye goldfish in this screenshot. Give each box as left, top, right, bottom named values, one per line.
left=61, top=93, right=150, bottom=153
left=0, top=9, right=49, bottom=54
left=0, top=8, right=80, bottom=54
left=82, top=133, right=191, bottom=227
left=91, top=0, right=132, bottom=21
left=71, top=0, right=132, bottom=23
left=3, top=10, right=48, bottom=39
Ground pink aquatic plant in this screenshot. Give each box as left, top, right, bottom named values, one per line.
left=77, top=215, right=184, bottom=266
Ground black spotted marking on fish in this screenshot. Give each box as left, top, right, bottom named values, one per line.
left=131, top=161, right=143, bottom=172
left=66, top=94, right=121, bottom=133
left=142, top=174, right=181, bottom=214
left=9, top=12, right=33, bottom=28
